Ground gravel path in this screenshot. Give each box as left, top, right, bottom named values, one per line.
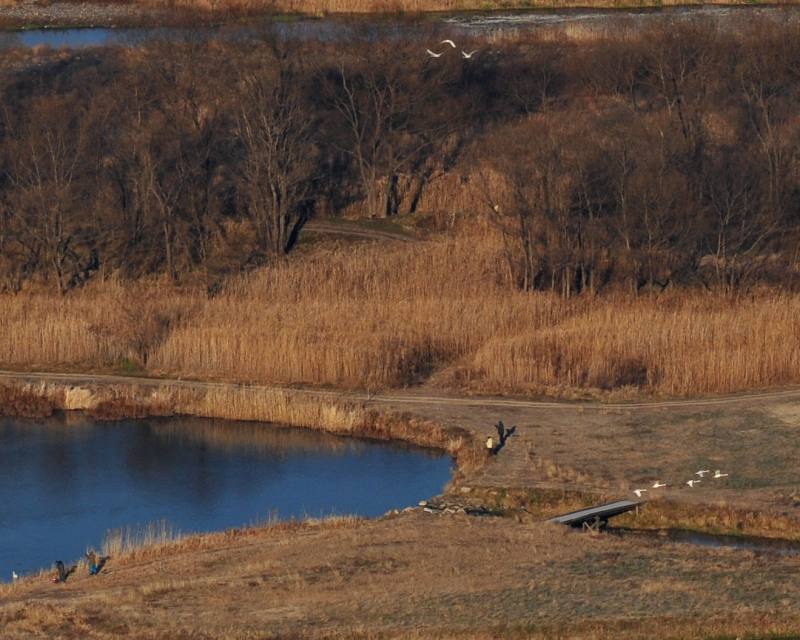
left=0, top=1, right=146, bottom=28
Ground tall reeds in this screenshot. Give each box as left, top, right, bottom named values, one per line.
left=1, top=232, right=800, bottom=397
left=134, top=0, right=766, bottom=15
left=102, top=520, right=181, bottom=558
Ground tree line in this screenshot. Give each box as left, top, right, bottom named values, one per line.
left=0, top=21, right=799, bottom=294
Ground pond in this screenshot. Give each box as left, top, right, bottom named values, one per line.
left=2, top=6, right=800, bottom=50
left=0, top=415, right=451, bottom=581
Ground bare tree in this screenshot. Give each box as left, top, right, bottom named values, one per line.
left=236, top=58, right=317, bottom=257
left=5, top=99, right=88, bottom=293
left=702, top=150, right=781, bottom=293
left=326, top=42, right=445, bottom=218
left=480, top=120, right=577, bottom=295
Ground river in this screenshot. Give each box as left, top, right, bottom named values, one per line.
left=2, top=6, right=800, bottom=50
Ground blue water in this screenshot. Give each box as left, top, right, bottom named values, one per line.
left=0, top=416, right=451, bottom=580
left=17, top=28, right=119, bottom=48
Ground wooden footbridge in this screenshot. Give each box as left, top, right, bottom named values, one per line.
left=548, top=500, right=640, bottom=531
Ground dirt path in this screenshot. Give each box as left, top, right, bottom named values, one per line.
left=304, top=220, right=415, bottom=243
left=2, top=368, right=799, bottom=412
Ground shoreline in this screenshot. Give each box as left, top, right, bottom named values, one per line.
left=0, top=374, right=487, bottom=480
left=1, top=1, right=797, bottom=31
left=3, top=369, right=800, bottom=541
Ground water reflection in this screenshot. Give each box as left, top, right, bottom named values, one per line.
left=0, top=415, right=451, bottom=580
left=151, top=417, right=363, bottom=456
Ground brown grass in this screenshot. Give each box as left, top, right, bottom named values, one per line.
left=126, top=0, right=790, bottom=16
left=461, top=486, right=800, bottom=539
left=0, top=382, right=59, bottom=418
left=2, top=232, right=800, bottom=399
left=4, top=513, right=800, bottom=639
left=615, top=498, right=800, bottom=539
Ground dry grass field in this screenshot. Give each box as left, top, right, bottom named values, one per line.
left=2, top=512, right=800, bottom=639
left=3, top=231, right=800, bottom=399
left=55, top=0, right=800, bottom=15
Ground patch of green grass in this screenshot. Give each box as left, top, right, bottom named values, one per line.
left=117, top=357, right=144, bottom=376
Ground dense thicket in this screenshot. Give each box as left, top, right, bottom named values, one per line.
left=1, top=22, right=799, bottom=294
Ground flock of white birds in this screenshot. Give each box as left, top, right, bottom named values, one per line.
left=426, top=39, right=478, bottom=59
left=633, top=469, right=729, bottom=498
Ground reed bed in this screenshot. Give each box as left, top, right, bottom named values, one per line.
left=101, top=519, right=181, bottom=558
left=0, top=382, right=59, bottom=418
left=2, top=233, right=800, bottom=398
left=131, top=0, right=777, bottom=15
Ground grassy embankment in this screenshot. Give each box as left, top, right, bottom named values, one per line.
left=54, top=0, right=800, bottom=14
left=2, top=230, right=800, bottom=400
left=3, top=510, right=800, bottom=639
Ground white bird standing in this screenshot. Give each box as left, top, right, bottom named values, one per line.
left=11, top=571, right=18, bottom=581
left=686, top=479, right=702, bottom=488
left=633, top=488, right=647, bottom=498
left=713, top=470, right=729, bottom=478
left=461, top=50, right=478, bottom=59
left=695, top=470, right=710, bottom=477
left=426, top=49, right=444, bottom=58
left=652, top=481, right=667, bottom=489
left=440, top=39, right=457, bottom=48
